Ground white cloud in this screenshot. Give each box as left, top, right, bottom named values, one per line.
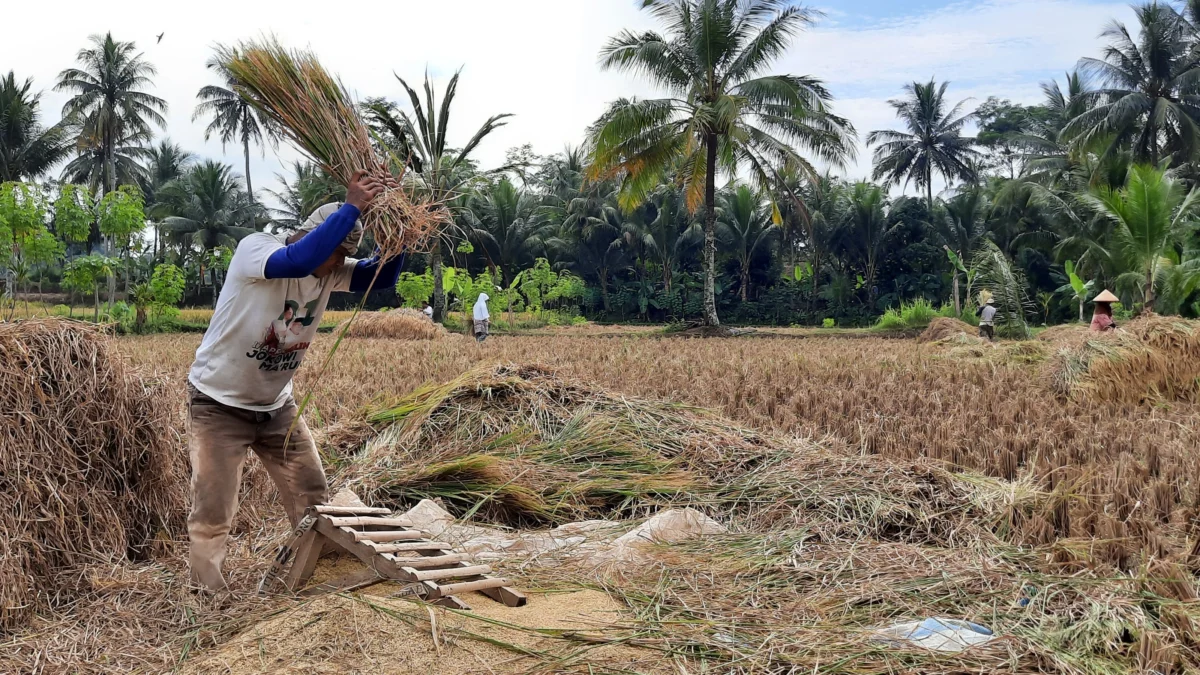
left=1, top=0, right=1139, bottom=206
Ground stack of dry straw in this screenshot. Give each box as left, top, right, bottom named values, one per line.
left=0, top=319, right=186, bottom=633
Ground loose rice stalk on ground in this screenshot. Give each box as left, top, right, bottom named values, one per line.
left=217, top=38, right=450, bottom=258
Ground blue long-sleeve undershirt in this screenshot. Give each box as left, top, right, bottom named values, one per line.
left=349, top=253, right=405, bottom=293
left=264, top=203, right=361, bottom=279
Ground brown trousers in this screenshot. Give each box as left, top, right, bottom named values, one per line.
left=186, top=384, right=328, bottom=589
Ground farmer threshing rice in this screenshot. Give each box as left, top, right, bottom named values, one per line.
left=185, top=172, right=406, bottom=590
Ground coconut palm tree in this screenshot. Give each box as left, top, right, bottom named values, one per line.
left=157, top=161, right=261, bottom=296
left=837, top=182, right=901, bottom=304
left=588, top=0, right=856, bottom=327
left=867, top=80, right=980, bottom=210
left=937, top=188, right=991, bottom=314
left=1087, top=164, right=1200, bottom=310
left=626, top=184, right=702, bottom=294
left=55, top=33, right=166, bottom=196
left=550, top=181, right=627, bottom=312
left=1065, top=3, right=1200, bottom=165
left=463, top=177, right=545, bottom=284
left=141, top=140, right=194, bottom=209
left=193, top=53, right=277, bottom=204
left=1019, top=71, right=1094, bottom=184
left=140, top=140, right=194, bottom=261
left=775, top=167, right=845, bottom=288
left=0, top=72, right=74, bottom=181
left=361, top=72, right=512, bottom=321
left=60, top=127, right=151, bottom=193
left=265, top=161, right=345, bottom=233
left=718, top=185, right=778, bottom=301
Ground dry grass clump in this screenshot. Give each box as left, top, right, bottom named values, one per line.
left=218, top=38, right=449, bottom=257
left=335, top=308, right=449, bottom=340
left=0, top=319, right=187, bottom=633
left=1046, top=314, right=1200, bottom=405
left=918, top=316, right=977, bottom=342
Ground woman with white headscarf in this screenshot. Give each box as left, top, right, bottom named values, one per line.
left=473, top=292, right=491, bottom=342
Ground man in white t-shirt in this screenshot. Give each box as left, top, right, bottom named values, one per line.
left=978, top=298, right=998, bottom=341
left=185, top=171, right=407, bottom=590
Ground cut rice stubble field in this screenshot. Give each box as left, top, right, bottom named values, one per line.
left=120, top=330, right=1200, bottom=567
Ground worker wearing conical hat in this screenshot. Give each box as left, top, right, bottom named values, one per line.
left=1091, top=289, right=1119, bottom=332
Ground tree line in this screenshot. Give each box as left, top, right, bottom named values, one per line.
left=3, top=0, right=1200, bottom=331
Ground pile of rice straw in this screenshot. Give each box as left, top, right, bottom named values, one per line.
left=217, top=38, right=450, bottom=258
left=917, top=316, right=978, bottom=343
left=335, top=308, right=448, bottom=340
left=0, top=319, right=187, bottom=633
left=333, top=363, right=1024, bottom=545
left=1045, top=314, right=1200, bottom=404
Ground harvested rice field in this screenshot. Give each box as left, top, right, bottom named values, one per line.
left=5, top=318, right=1200, bottom=674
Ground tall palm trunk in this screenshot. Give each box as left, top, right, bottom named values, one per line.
left=952, top=273, right=961, bottom=317
left=243, top=132, right=254, bottom=206
left=598, top=267, right=612, bottom=312
left=105, top=127, right=116, bottom=195
left=701, top=133, right=720, bottom=327
left=1145, top=267, right=1155, bottom=312
left=431, top=246, right=445, bottom=322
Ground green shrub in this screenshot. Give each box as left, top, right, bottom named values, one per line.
left=571, top=315, right=588, bottom=326
left=51, top=304, right=70, bottom=316
left=899, top=298, right=937, bottom=328
left=822, top=318, right=835, bottom=328
left=875, top=307, right=906, bottom=331
left=937, top=304, right=958, bottom=318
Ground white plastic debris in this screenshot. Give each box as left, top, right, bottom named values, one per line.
left=873, top=618, right=995, bottom=653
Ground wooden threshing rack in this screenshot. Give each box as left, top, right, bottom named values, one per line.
left=259, top=493, right=525, bottom=610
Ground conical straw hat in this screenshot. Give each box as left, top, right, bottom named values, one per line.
left=1094, top=289, right=1119, bottom=303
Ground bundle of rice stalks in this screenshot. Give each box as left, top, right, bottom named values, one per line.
left=217, top=39, right=449, bottom=257
left=1045, top=314, right=1200, bottom=404
left=334, top=363, right=1030, bottom=546
left=917, top=316, right=977, bottom=343
left=335, top=308, right=448, bottom=340
left=0, top=319, right=187, bottom=633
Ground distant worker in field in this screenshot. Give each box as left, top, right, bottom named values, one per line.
left=473, top=292, right=490, bottom=342
left=422, top=301, right=433, bottom=320
left=185, top=171, right=406, bottom=591
left=1090, top=289, right=1119, bottom=332
left=978, top=298, right=997, bottom=341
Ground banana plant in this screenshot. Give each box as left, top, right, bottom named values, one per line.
left=944, top=246, right=978, bottom=318
left=1055, top=259, right=1094, bottom=323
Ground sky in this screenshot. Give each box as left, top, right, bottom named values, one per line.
left=2, top=0, right=1139, bottom=206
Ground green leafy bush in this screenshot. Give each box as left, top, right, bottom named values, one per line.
left=822, top=318, right=835, bottom=328
left=899, top=298, right=937, bottom=327
left=875, top=307, right=906, bottom=331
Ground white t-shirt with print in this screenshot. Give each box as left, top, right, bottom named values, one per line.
left=188, top=232, right=357, bottom=411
